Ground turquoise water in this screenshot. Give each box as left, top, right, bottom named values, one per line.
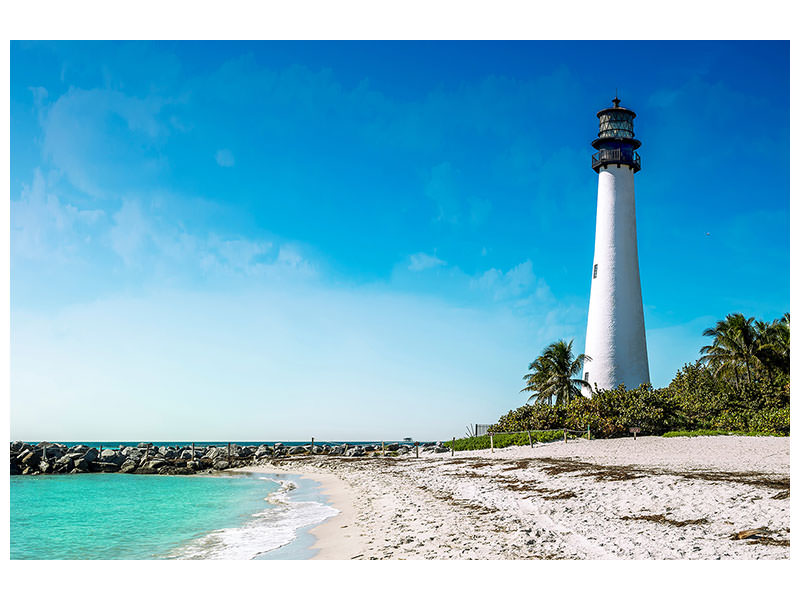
left=10, top=472, right=337, bottom=560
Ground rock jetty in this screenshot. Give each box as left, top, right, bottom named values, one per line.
left=8, top=441, right=434, bottom=475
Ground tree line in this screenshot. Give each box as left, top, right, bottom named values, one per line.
left=491, top=313, right=789, bottom=437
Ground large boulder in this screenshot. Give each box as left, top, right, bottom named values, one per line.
left=345, top=447, right=365, bottom=457
left=71, top=444, right=91, bottom=454
left=73, top=457, right=90, bottom=472
left=83, top=447, right=100, bottom=462
left=212, top=460, right=230, bottom=470
left=119, top=460, right=138, bottom=473
left=10, top=462, right=21, bottom=475
left=186, top=460, right=202, bottom=471
left=289, top=445, right=307, bottom=455
left=53, top=455, right=75, bottom=473
left=94, top=461, right=120, bottom=473
left=143, top=458, right=166, bottom=470
left=38, top=459, right=53, bottom=473
left=329, top=445, right=344, bottom=456
left=387, top=443, right=400, bottom=452
left=20, top=451, right=39, bottom=468
left=100, top=448, right=124, bottom=465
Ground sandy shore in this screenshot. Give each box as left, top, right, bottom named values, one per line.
left=246, top=436, right=789, bottom=559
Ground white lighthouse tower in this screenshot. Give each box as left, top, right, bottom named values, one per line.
left=583, top=97, right=650, bottom=395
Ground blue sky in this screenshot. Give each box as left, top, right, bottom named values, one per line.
left=10, top=41, right=789, bottom=441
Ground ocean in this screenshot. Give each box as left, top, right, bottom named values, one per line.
left=10, top=470, right=337, bottom=560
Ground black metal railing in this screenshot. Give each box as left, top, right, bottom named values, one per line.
left=591, top=148, right=641, bottom=172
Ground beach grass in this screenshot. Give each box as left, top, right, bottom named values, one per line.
left=662, top=429, right=785, bottom=438
left=444, top=430, right=567, bottom=451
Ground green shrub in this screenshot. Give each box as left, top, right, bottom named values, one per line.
left=445, top=429, right=566, bottom=451
left=749, top=406, right=790, bottom=435
left=490, top=402, right=565, bottom=433
left=663, top=429, right=783, bottom=437
left=487, top=362, right=789, bottom=439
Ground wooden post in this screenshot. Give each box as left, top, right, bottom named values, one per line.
left=99, top=445, right=103, bottom=456
left=563, top=429, right=567, bottom=443
left=527, top=431, right=533, bottom=448
left=451, top=437, right=455, bottom=456
left=227, top=442, right=231, bottom=460
left=382, top=441, right=385, bottom=457
left=587, top=424, right=590, bottom=440
left=490, top=433, right=494, bottom=453
left=311, top=437, right=315, bottom=453
left=415, top=442, right=419, bottom=458
left=192, top=442, right=195, bottom=458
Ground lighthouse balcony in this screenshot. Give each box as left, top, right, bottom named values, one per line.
left=592, top=148, right=641, bottom=173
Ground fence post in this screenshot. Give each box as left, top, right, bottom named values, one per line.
left=382, top=441, right=385, bottom=457
left=587, top=424, right=590, bottom=440
left=227, top=442, right=231, bottom=460
left=415, top=442, right=419, bottom=458
left=311, top=437, right=315, bottom=453
left=192, top=442, right=195, bottom=459
left=527, top=431, right=533, bottom=448
left=563, top=429, right=567, bottom=443
left=490, top=433, right=494, bottom=453
left=451, top=437, right=455, bottom=456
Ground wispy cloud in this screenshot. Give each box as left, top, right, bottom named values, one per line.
left=408, top=252, right=446, bottom=272
left=215, top=148, right=235, bottom=167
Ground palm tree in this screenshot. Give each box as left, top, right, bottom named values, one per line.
left=754, top=313, right=790, bottom=377
left=521, top=339, right=590, bottom=405
left=700, top=313, right=759, bottom=388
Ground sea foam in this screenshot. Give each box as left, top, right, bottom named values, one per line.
left=170, top=477, right=338, bottom=559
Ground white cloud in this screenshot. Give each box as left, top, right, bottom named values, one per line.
left=473, top=260, right=535, bottom=300
left=11, top=169, right=104, bottom=263
left=110, top=199, right=150, bottom=265
left=41, top=88, right=166, bottom=197
left=215, top=148, right=235, bottom=167
left=408, top=252, right=446, bottom=272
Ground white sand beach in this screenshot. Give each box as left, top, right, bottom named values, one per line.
left=244, top=436, right=789, bottom=559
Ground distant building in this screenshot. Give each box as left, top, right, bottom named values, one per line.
left=583, top=98, right=650, bottom=395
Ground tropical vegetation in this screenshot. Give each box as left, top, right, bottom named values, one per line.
left=486, top=312, right=789, bottom=440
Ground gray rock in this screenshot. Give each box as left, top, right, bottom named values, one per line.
left=54, top=455, right=75, bottom=473
left=289, top=445, right=307, bottom=455
left=346, top=447, right=365, bottom=457
left=387, top=443, right=400, bottom=451
left=212, top=460, right=230, bottom=470
left=329, top=445, right=344, bottom=456
left=83, top=447, right=99, bottom=462
left=186, top=460, right=202, bottom=471
left=144, top=459, right=166, bottom=470
left=119, top=460, right=138, bottom=473
left=94, top=461, right=121, bottom=472
left=20, top=451, right=39, bottom=468
left=39, top=459, right=53, bottom=473
left=71, top=444, right=91, bottom=454
left=100, top=448, right=124, bottom=465
left=73, top=457, right=90, bottom=472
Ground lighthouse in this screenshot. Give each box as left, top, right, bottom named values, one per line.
left=582, top=97, right=650, bottom=395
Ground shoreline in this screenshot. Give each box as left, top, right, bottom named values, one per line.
left=235, top=465, right=364, bottom=560
left=240, top=436, right=789, bottom=559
